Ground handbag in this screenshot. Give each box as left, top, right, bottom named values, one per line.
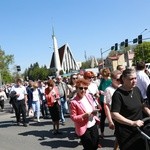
left=29, top=108, right=34, bottom=117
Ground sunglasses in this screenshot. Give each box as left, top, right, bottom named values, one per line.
left=73, top=77, right=77, bottom=80
left=78, top=87, right=88, bottom=90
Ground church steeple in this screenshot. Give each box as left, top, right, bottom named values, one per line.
left=52, top=27, right=62, bottom=76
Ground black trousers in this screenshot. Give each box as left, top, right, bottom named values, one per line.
left=0, top=100, right=4, bottom=109
left=13, top=99, right=27, bottom=124
left=100, top=101, right=106, bottom=133
left=80, top=124, right=99, bottom=150
left=41, top=100, right=49, bottom=117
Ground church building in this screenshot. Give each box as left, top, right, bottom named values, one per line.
left=50, top=31, right=79, bottom=75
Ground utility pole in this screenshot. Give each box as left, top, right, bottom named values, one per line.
left=140, top=29, right=148, bottom=60
left=100, top=48, right=104, bottom=68
left=100, top=48, right=111, bottom=68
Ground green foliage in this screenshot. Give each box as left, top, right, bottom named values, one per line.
left=24, top=62, right=53, bottom=81
left=2, top=69, right=13, bottom=83
left=59, top=70, right=64, bottom=75
left=80, top=56, right=101, bottom=69
left=0, top=48, right=14, bottom=84
left=133, top=42, right=150, bottom=63
left=108, top=50, right=118, bottom=57
left=80, top=60, right=91, bottom=69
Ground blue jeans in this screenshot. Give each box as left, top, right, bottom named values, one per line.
left=32, top=101, right=41, bottom=120
left=60, top=97, right=67, bottom=123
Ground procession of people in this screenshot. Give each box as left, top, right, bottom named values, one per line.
left=1, top=62, right=150, bottom=150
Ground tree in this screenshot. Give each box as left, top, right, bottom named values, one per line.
left=108, top=50, right=118, bottom=57
left=133, top=42, right=150, bottom=63
left=80, top=56, right=100, bottom=69
left=24, top=62, right=52, bottom=81
left=0, top=48, right=14, bottom=84
left=80, top=60, right=91, bottom=69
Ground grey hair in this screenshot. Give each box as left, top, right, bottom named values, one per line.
left=122, top=68, right=136, bottom=78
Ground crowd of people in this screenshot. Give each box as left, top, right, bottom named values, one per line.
left=0, top=62, right=150, bottom=150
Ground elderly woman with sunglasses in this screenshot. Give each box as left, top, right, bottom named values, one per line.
left=69, top=78, right=100, bottom=150
left=111, top=68, right=150, bottom=150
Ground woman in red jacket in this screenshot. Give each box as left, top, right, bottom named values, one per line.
left=45, top=79, right=61, bottom=135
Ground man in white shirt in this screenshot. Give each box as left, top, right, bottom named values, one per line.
left=10, top=78, right=28, bottom=127
left=136, top=62, right=150, bottom=105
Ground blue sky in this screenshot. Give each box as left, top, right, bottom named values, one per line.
left=0, top=0, right=150, bottom=72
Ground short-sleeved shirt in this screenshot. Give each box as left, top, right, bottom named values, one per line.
left=136, top=70, right=150, bottom=99
left=111, top=86, right=144, bottom=149
left=11, top=85, right=27, bottom=100
left=111, top=86, right=143, bottom=121
left=104, top=86, right=116, bottom=105
left=98, top=78, right=112, bottom=102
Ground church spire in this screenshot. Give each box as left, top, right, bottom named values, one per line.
left=52, top=26, right=55, bottom=38
left=52, top=27, right=62, bottom=76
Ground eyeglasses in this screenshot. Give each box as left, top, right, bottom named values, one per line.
left=78, top=87, right=88, bottom=90
left=73, top=77, right=77, bottom=80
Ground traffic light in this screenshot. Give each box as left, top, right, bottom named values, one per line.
left=138, top=35, right=142, bottom=44
left=115, top=43, right=118, bottom=51
left=111, top=46, right=114, bottom=50
left=125, top=39, right=128, bottom=47
left=120, top=41, right=125, bottom=47
left=16, top=65, right=21, bottom=72
left=133, top=38, right=137, bottom=43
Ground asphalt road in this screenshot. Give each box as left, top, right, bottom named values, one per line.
left=0, top=99, right=115, bottom=150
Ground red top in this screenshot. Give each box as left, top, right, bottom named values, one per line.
left=45, top=86, right=60, bottom=107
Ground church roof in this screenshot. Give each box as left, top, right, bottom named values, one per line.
left=49, top=44, right=67, bottom=68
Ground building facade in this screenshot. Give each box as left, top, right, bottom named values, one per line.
left=104, top=51, right=134, bottom=71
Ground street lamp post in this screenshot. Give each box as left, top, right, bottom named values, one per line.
left=140, top=28, right=147, bottom=35
left=100, top=48, right=104, bottom=68
left=140, top=29, right=148, bottom=60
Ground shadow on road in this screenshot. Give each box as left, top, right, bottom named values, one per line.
left=40, top=140, right=79, bottom=149
left=0, top=120, right=15, bottom=128
left=28, top=120, right=53, bottom=126
left=18, top=127, right=80, bottom=149
left=99, top=137, right=115, bottom=148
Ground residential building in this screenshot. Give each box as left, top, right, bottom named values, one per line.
left=104, top=51, right=134, bottom=71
